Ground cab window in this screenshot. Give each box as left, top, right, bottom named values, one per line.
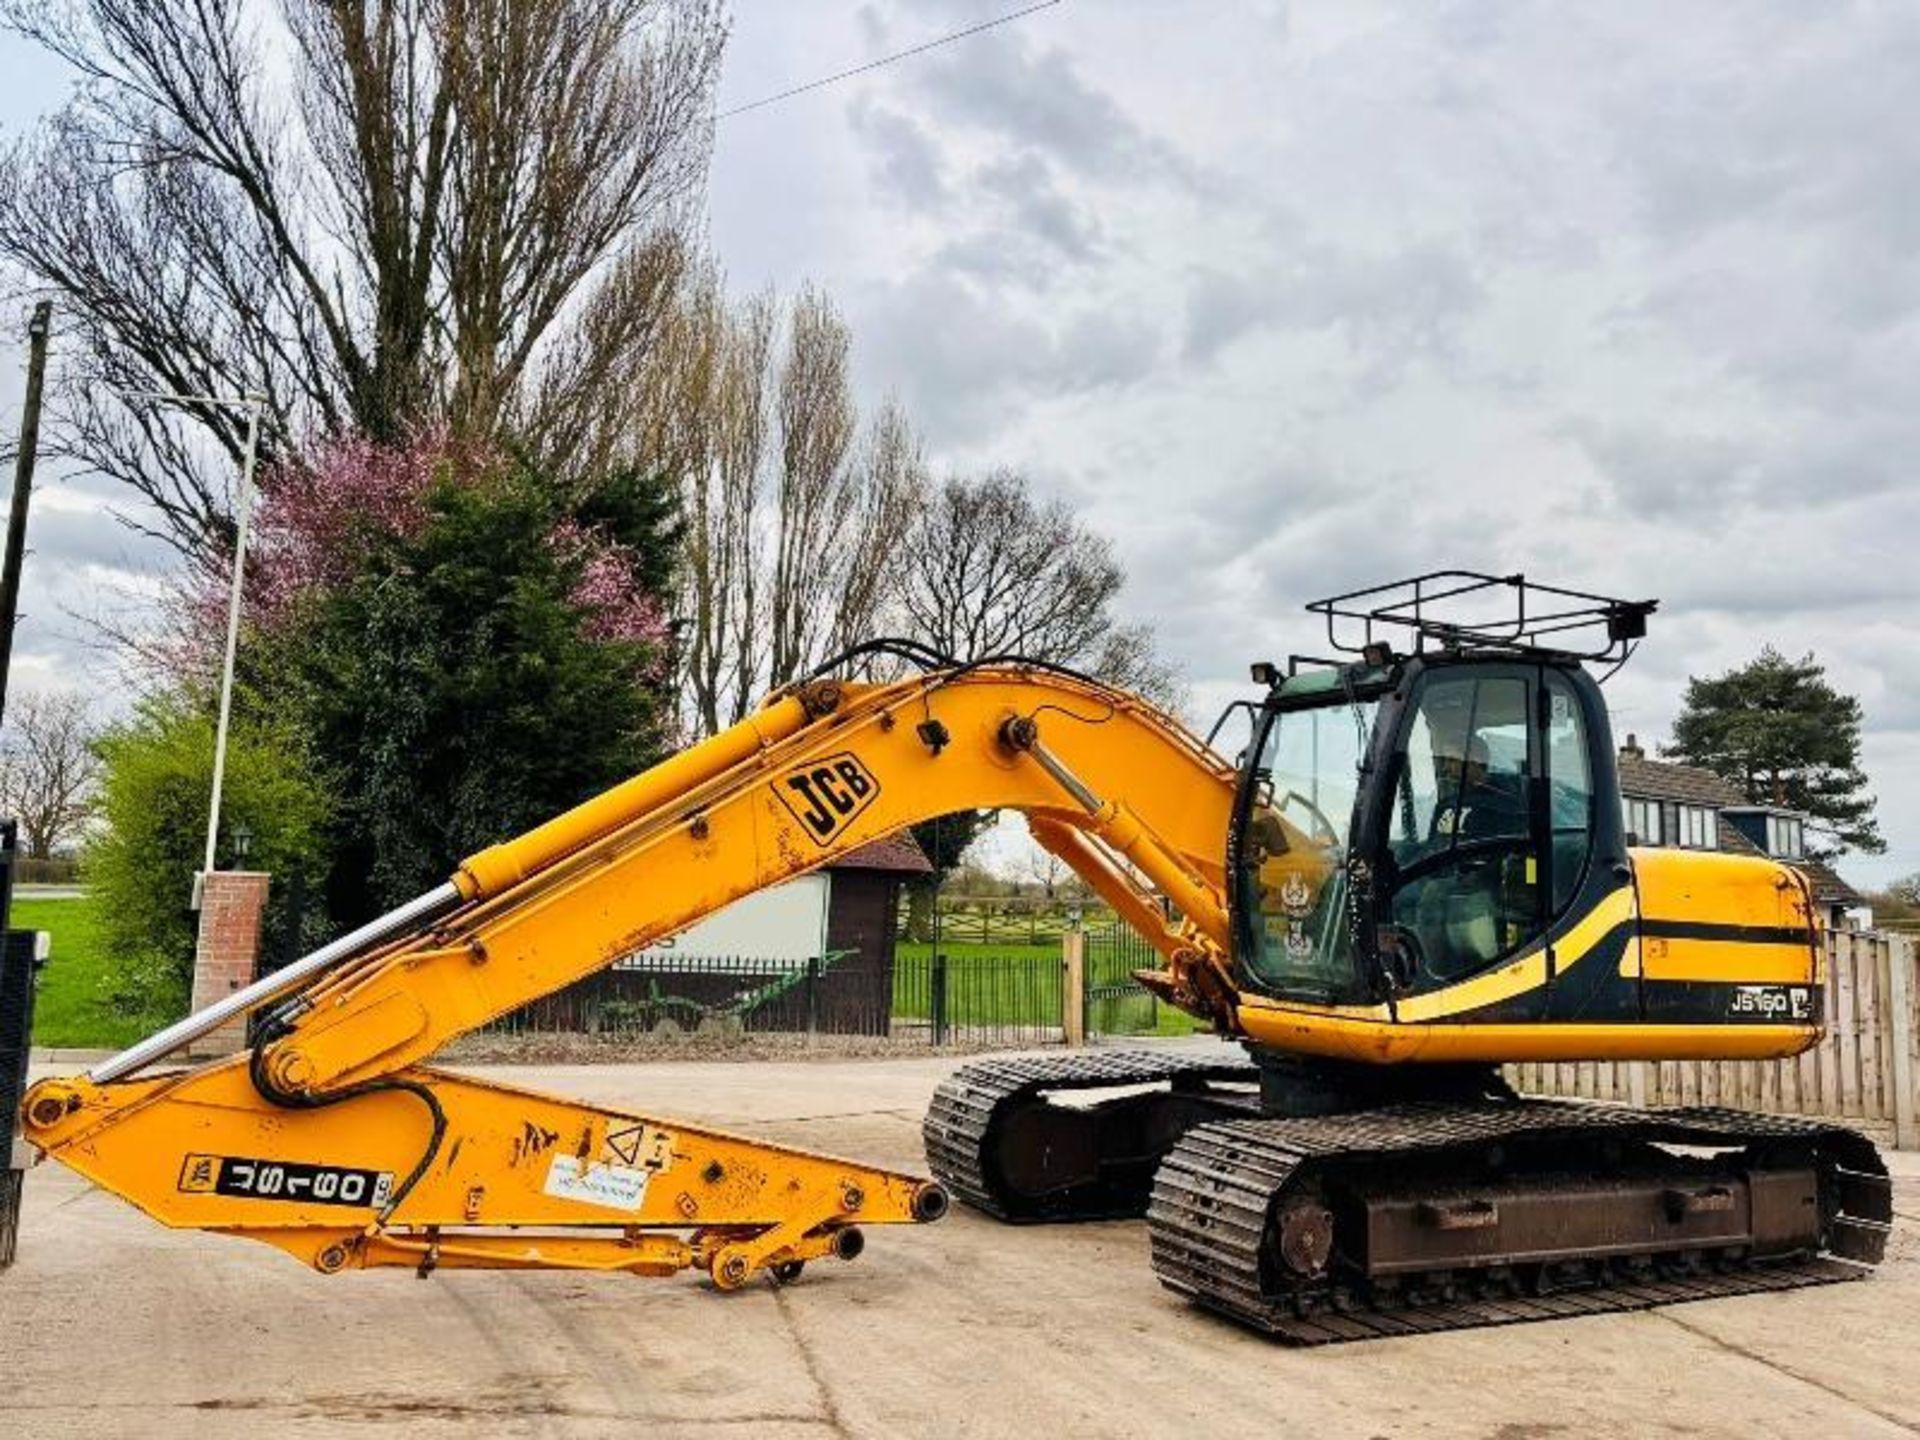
left=1239, top=696, right=1377, bottom=996
left=1544, top=672, right=1593, bottom=913
left=1386, top=674, right=1539, bottom=984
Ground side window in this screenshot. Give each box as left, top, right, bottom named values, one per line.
left=1544, top=672, right=1593, bottom=913
left=1389, top=699, right=1442, bottom=854
left=1387, top=674, right=1540, bottom=984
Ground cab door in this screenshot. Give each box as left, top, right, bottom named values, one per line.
left=1376, top=663, right=1548, bottom=997
left=1370, top=659, right=1632, bottom=1022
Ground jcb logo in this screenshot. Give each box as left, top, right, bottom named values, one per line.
left=774, top=753, right=881, bottom=844
left=178, top=1154, right=220, bottom=1193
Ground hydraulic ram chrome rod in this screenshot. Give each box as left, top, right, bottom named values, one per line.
left=88, top=882, right=463, bottom=1084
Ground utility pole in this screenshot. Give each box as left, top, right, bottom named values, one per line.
left=0, top=301, right=52, bottom=731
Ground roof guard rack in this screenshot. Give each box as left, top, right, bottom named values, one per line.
left=1305, top=571, right=1657, bottom=666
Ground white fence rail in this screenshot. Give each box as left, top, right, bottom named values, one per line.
left=1508, top=929, right=1920, bottom=1149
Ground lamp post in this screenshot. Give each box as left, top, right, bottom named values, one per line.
left=115, top=389, right=268, bottom=905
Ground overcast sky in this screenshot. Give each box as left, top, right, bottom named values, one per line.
left=0, top=1, right=1914, bottom=886
left=704, top=0, right=1919, bottom=886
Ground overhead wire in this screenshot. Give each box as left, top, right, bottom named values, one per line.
left=715, top=1, right=1065, bottom=120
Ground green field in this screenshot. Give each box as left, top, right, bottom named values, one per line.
left=895, top=939, right=1058, bottom=964
left=15, top=895, right=153, bottom=1050
left=892, top=939, right=1194, bottom=1035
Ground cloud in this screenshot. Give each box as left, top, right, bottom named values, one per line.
left=734, top=0, right=1920, bottom=884
left=1184, top=267, right=1272, bottom=365
left=914, top=24, right=1196, bottom=189
left=847, top=99, right=949, bottom=210
left=975, top=153, right=1102, bottom=262
left=852, top=267, right=1163, bottom=446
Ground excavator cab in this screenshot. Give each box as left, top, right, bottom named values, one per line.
left=1229, top=574, right=1642, bottom=1018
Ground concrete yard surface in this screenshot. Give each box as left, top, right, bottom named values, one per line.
left=4, top=1046, right=1918, bottom=1439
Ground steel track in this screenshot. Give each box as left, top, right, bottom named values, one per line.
left=1148, top=1100, right=1891, bottom=1344
left=923, top=1050, right=1259, bottom=1220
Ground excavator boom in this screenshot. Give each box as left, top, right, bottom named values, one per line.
left=19, top=664, right=1238, bottom=1283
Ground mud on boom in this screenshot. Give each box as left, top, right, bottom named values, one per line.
left=10, top=572, right=1892, bottom=1343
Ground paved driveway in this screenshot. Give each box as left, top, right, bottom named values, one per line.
left=4, top=1049, right=1916, bottom=1438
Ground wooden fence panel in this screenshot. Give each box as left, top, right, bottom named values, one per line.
left=1505, top=929, right=1919, bottom=1149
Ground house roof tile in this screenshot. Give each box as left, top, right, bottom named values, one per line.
left=1617, top=752, right=1747, bottom=808
left=1796, top=857, right=1863, bottom=906
left=829, top=832, right=935, bottom=875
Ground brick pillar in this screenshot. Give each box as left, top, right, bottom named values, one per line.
left=188, top=872, right=271, bottom=1057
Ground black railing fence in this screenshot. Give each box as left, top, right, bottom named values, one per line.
left=486, top=951, right=890, bottom=1038
left=476, top=911, right=1184, bottom=1049
left=893, top=950, right=1064, bottom=1046
left=482, top=948, right=1082, bottom=1048
left=903, top=895, right=1118, bottom=947
left=1084, top=922, right=1166, bottom=1036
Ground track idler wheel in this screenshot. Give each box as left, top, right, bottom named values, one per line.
left=1273, top=1198, right=1335, bottom=1280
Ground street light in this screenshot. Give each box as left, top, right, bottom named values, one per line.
left=114, top=388, right=268, bottom=905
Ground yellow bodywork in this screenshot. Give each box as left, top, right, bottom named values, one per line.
left=1629, top=846, right=1822, bottom=984
left=18, top=664, right=1824, bottom=1281
left=23, top=1061, right=935, bottom=1282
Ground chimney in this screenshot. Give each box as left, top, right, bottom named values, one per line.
left=1619, top=732, right=1645, bottom=761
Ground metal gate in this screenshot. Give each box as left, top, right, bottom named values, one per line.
left=1083, top=921, right=1168, bottom=1037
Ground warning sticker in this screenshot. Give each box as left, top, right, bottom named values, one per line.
left=602, top=1122, right=672, bottom=1172
left=543, top=1154, right=651, bottom=1212
left=605, top=1123, right=645, bottom=1167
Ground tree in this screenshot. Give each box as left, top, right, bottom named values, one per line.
left=897, top=470, right=1180, bottom=704
left=0, top=689, right=100, bottom=858
left=1666, top=647, right=1883, bottom=858
left=86, top=696, right=330, bottom=1024
left=653, top=277, right=926, bottom=736
left=0, top=0, right=724, bottom=564
left=893, top=469, right=1180, bottom=933
left=248, top=441, right=679, bottom=923
left=1025, top=845, right=1067, bottom=900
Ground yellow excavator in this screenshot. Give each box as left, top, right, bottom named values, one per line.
left=6, top=573, right=1891, bottom=1342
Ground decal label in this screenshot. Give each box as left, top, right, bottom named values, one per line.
left=543, top=1154, right=651, bottom=1212
left=1729, top=985, right=1814, bottom=1022
left=604, top=1122, right=672, bottom=1171
left=771, top=752, right=881, bottom=845
left=177, top=1154, right=394, bottom=1209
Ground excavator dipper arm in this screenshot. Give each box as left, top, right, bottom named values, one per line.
left=19, top=666, right=1239, bottom=1283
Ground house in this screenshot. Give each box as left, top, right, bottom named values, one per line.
left=1615, top=735, right=1865, bottom=929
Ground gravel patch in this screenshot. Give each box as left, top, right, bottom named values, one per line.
left=439, top=1027, right=1055, bottom=1066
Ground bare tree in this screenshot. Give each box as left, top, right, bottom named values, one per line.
left=898, top=470, right=1181, bottom=705
left=0, top=690, right=101, bottom=858
left=0, top=0, right=725, bottom=565
left=1025, top=845, right=1067, bottom=900
left=662, top=279, right=926, bottom=736
left=890, top=471, right=1180, bottom=929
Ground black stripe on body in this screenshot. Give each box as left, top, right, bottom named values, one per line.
left=1639, top=919, right=1812, bottom=947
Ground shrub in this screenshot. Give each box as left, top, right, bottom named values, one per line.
left=84, top=696, right=329, bottom=1026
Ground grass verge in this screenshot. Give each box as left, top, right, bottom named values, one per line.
left=892, top=939, right=1194, bottom=1035
left=15, top=895, right=150, bottom=1051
